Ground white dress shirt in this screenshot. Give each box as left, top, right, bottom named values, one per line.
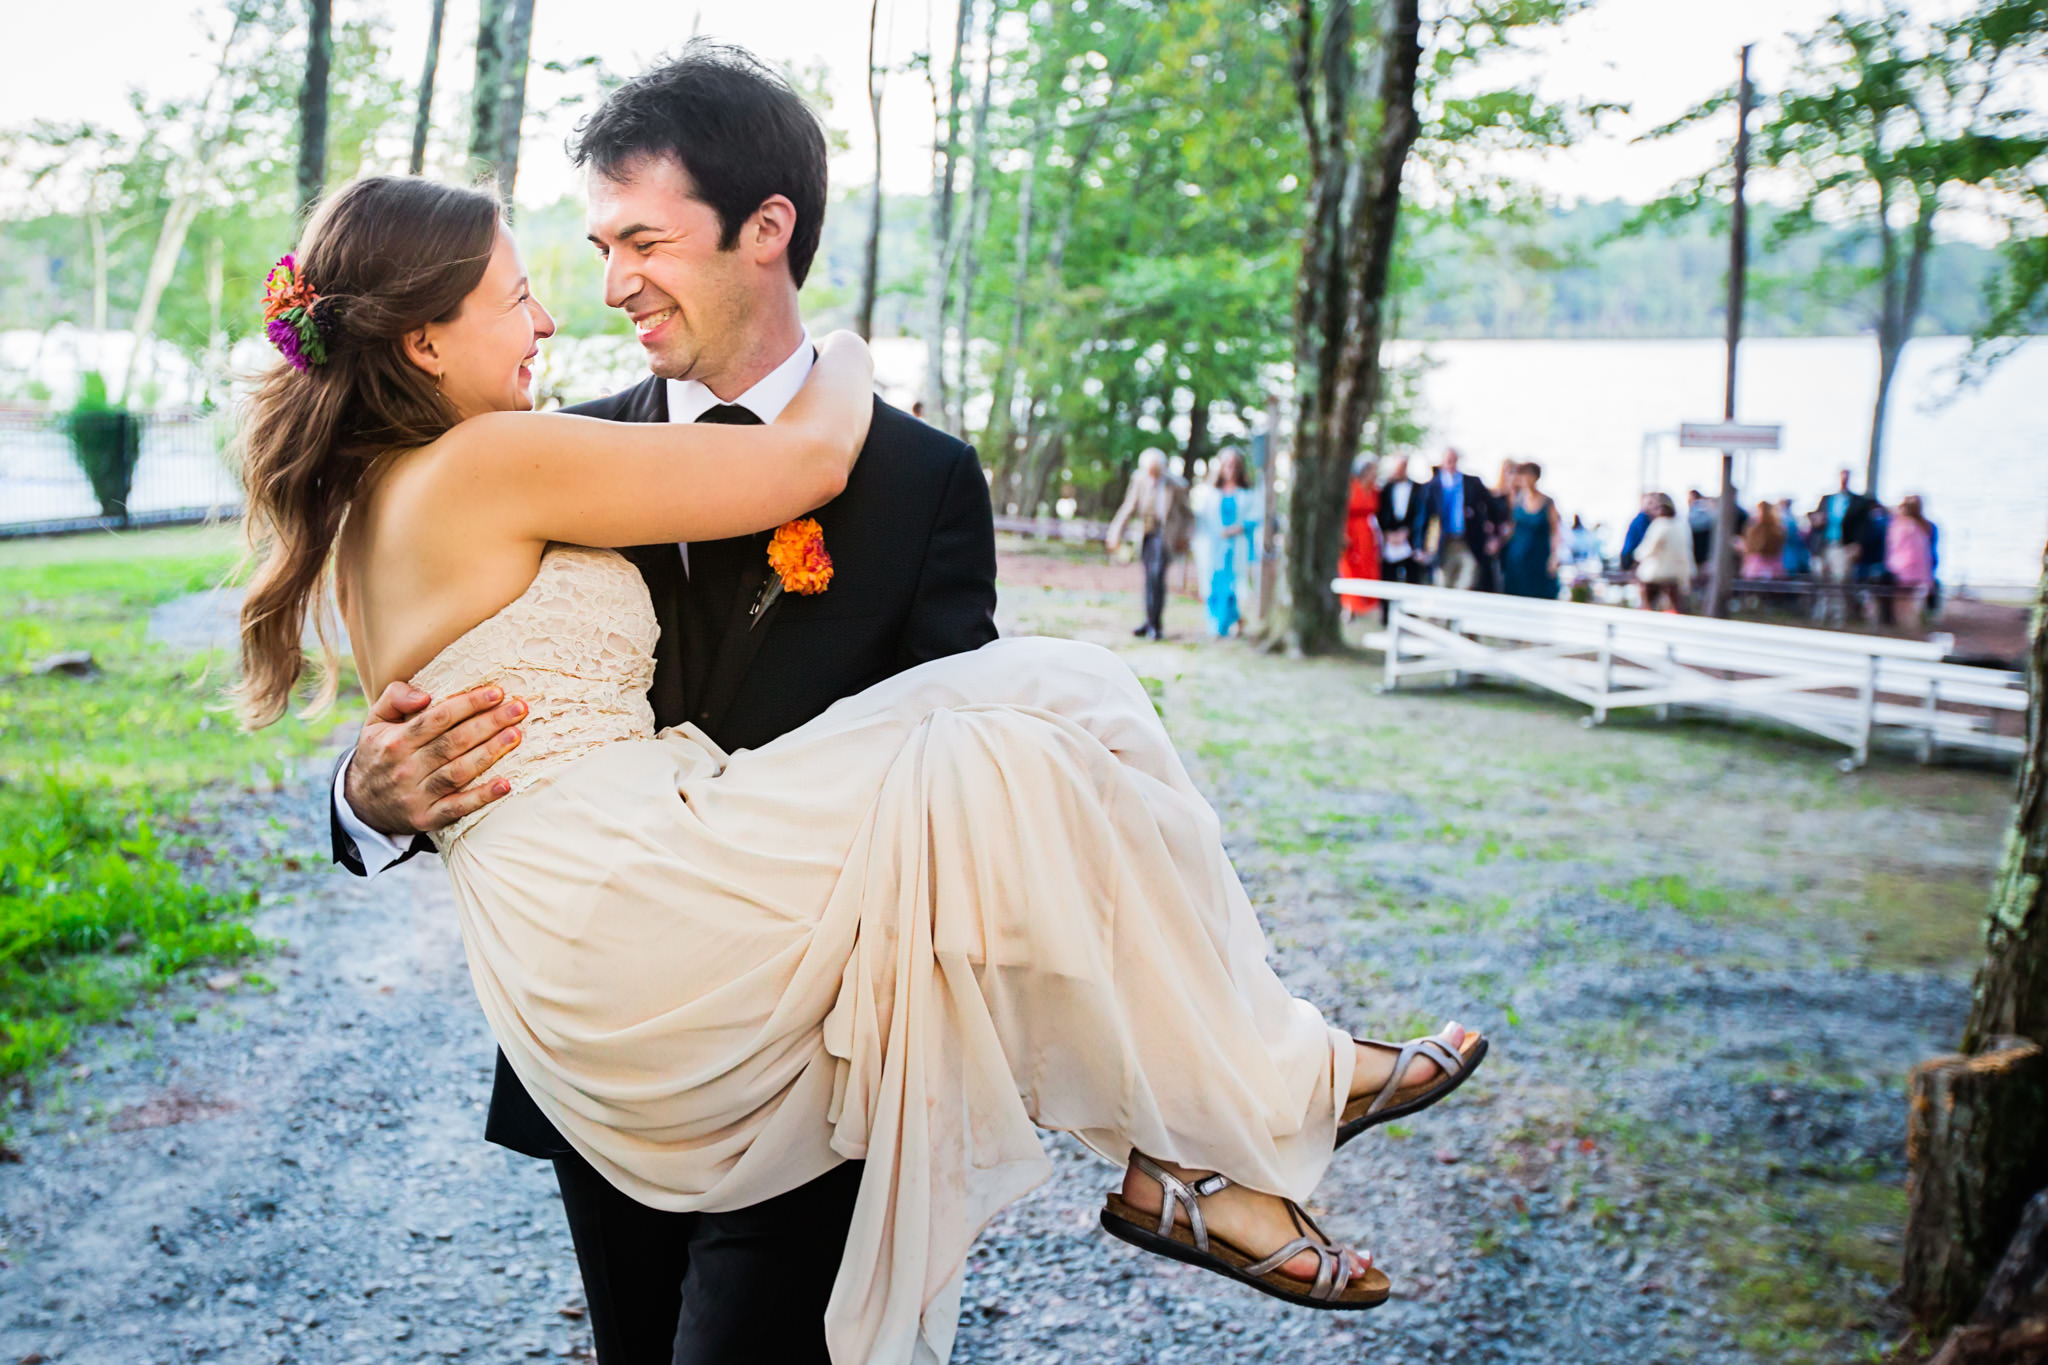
left=334, top=330, right=817, bottom=877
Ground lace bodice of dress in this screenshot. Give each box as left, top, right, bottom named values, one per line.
left=411, top=545, right=659, bottom=847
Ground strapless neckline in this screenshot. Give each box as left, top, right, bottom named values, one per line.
left=408, top=543, right=661, bottom=846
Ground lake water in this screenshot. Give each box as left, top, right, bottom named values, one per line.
left=1401, top=335, right=2047, bottom=590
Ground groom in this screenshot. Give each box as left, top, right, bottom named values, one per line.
left=326, top=43, right=998, bottom=1365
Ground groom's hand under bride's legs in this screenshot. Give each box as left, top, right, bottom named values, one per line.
left=344, top=679, right=529, bottom=836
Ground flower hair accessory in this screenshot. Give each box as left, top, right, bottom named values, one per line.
left=749, top=517, right=833, bottom=628
left=261, top=253, right=337, bottom=372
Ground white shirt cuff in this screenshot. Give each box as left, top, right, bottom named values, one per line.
left=334, top=747, right=412, bottom=877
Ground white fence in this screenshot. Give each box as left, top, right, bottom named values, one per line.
left=1335, top=578, right=2026, bottom=769
left=0, top=409, right=242, bottom=536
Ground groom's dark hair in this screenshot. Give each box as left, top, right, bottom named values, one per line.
left=571, top=41, right=828, bottom=287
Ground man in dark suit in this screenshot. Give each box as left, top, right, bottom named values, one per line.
left=326, top=44, right=996, bottom=1365
left=1419, top=448, right=1499, bottom=591
left=1374, top=454, right=1428, bottom=586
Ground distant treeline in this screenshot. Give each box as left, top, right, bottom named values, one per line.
left=1397, top=199, right=2002, bottom=340
left=0, top=192, right=2007, bottom=359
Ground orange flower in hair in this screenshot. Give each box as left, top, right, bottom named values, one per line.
left=767, top=518, right=833, bottom=595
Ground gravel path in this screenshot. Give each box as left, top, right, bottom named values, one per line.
left=0, top=561, right=2011, bottom=1364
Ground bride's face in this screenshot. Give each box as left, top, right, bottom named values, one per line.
left=414, top=227, right=558, bottom=419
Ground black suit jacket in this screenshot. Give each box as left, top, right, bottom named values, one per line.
left=327, top=373, right=999, bottom=1157
left=1374, top=478, right=1427, bottom=547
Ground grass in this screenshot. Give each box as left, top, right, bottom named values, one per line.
left=0, top=527, right=360, bottom=1082
left=1700, top=1176, right=1908, bottom=1363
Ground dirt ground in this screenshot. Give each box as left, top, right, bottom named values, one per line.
left=0, top=539, right=2015, bottom=1365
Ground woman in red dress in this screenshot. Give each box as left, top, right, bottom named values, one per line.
left=1338, top=457, right=1381, bottom=618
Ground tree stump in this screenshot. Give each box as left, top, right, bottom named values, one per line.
left=1924, top=1187, right=2048, bottom=1364
left=1905, top=1039, right=2048, bottom=1330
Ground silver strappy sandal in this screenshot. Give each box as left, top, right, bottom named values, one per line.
left=1099, top=1155, right=1390, bottom=1310
left=1336, top=1029, right=1489, bottom=1149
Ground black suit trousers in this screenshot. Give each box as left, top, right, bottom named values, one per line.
left=1140, top=531, right=1171, bottom=632
left=555, top=1148, right=864, bottom=1365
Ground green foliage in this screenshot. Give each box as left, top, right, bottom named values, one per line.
left=62, top=372, right=141, bottom=519
left=972, top=0, right=1305, bottom=514
left=0, top=533, right=362, bottom=1082
left=1, top=2, right=419, bottom=404
left=0, top=778, right=260, bottom=1077
left=1631, top=0, right=2046, bottom=411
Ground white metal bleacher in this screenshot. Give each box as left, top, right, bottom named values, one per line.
left=1332, top=578, right=2026, bottom=769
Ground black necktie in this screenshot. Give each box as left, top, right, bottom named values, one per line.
left=686, top=403, right=766, bottom=643
left=695, top=403, right=761, bottom=428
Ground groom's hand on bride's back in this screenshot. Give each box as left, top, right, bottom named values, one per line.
left=344, top=680, right=527, bottom=835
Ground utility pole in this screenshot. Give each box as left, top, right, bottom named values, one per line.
left=1708, top=44, right=1754, bottom=620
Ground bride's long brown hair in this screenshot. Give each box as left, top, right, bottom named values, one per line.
left=235, top=176, right=500, bottom=728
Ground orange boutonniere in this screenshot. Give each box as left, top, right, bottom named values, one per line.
left=749, top=517, right=833, bottom=628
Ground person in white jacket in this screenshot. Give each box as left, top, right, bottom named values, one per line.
left=1634, top=492, right=1695, bottom=613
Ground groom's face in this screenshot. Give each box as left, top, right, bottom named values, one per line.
left=586, top=155, right=752, bottom=386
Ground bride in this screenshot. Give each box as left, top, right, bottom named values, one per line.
left=237, top=175, right=1485, bottom=1365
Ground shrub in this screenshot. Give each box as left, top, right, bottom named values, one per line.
left=63, top=372, right=142, bottom=521
left=0, top=777, right=260, bottom=1078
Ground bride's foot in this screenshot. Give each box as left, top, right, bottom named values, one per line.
left=1117, top=1156, right=1372, bottom=1285
left=1338, top=1019, right=1488, bottom=1148
left=1350, top=1020, right=1470, bottom=1102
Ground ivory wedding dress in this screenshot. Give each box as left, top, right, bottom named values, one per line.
left=418, top=544, right=1353, bottom=1365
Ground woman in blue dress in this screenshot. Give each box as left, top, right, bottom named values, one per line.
left=1500, top=461, right=1562, bottom=600
left=1194, top=449, right=1258, bottom=637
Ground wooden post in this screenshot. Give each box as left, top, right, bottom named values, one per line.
left=1708, top=45, right=1753, bottom=621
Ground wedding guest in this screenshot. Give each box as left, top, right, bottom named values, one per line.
left=1619, top=493, right=1656, bottom=572
left=1567, top=514, right=1604, bottom=570
left=1858, top=500, right=1896, bottom=625
left=1106, top=448, right=1193, bottom=641
left=1887, top=494, right=1937, bottom=622
left=1815, top=469, right=1875, bottom=625
left=1421, top=447, right=1498, bottom=592
left=1500, top=462, right=1561, bottom=600
left=1779, top=498, right=1813, bottom=578
left=1483, top=457, right=1519, bottom=592
left=1634, top=493, right=1694, bottom=613
left=1739, top=500, right=1787, bottom=581
left=1686, top=489, right=1716, bottom=568
left=1336, top=454, right=1380, bottom=620
left=1195, top=448, right=1260, bottom=637
left=1376, top=454, right=1429, bottom=587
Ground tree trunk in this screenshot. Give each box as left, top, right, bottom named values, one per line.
left=1283, top=0, right=1424, bottom=654
left=1018, top=425, right=1065, bottom=520
left=87, top=207, right=108, bottom=333
left=1866, top=190, right=1934, bottom=496
left=856, top=0, right=884, bottom=341
left=492, top=0, right=536, bottom=202
left=1924, top=1189, right=2048, bottom=1365
left=470, top=0, right=507, bottom=189
left=983, top=125, right=1043, bottom=482
left=920, top=0, right=973, bottom=427
left=115, top=0, right=256, bottom=404
left=947, top=0, right=1002, bottom=434
left=296, top=0, right=332, bottom=215
left=408, top=0, right=447, bottom=177
left=1184, top=390, right=1211, bottom=476
left=202, top=234, right=225, bottom=407
left=1906, top=544, right=2048, bottom=1332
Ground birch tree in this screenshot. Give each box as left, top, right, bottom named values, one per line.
left=408, top=0, right=448, bottom=176
left=857, top=0, right=886, bottom=341
left=117, top=0, right=263, bottom=405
